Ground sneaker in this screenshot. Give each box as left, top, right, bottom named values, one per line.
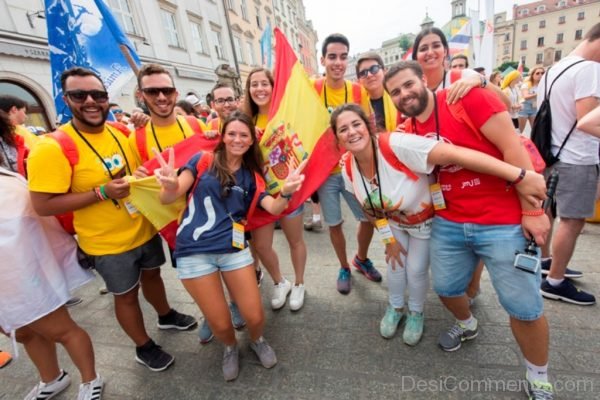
left=256, top=268, right=264, bottom=287
left=229, top=302, right=246, bottom=330
left=0, top=350, right=11, bottom=368
left=379, top=305, right=404, bottom=339
left=526, top=379, right=554, bottom=400
left=66, top=297, right=83, bottom=307
left=135, top=339, right=175, bottom=372
left=336, top=267, right=351, bottom=295
left=468, top=289, right=481, bottom=307
left=250, top=337, right=277, bottom=368
left=438, top=319, right=478, bottom=352
left=403, top=311, right=424, bottom=346
left=540, top=280, right=596, bottom=305
left=198, top=318, right=214, bottom=344
left=541, top=259, right=583, bottom=279
left=77, top=375, right=104, bottom=400
left=157, top=309, right=197, bottom=330
left=99, top=287, right=109, bottom=295
left=271, top=278, right=292, bottom=310
left=24, top=369, right=71, bottom=400
left=289, top=284, right=305, bottom=311
left=352, top=256, right=382, bottom=282
left=303, top=219, right=322, bottom=232
left=222, top=345, right=239, bottom=381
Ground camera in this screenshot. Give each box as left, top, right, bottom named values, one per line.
left=514, top=240, right=540, bottom=274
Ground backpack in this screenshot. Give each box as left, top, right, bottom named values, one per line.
left=342, top=132, right=419, bottom=183
left=531, top=59, right=586, bottom=167
left=159, top=151, right=266, bottom=251
left=314, top=78, right=363, bottom=107
left=135, top=116, right=204, bottom=163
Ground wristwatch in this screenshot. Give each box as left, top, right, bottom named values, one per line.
left=480, top=75, right=487, bottom=88
left=280, top=192, right=293, bottom=200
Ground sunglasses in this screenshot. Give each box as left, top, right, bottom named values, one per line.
left=213, top=97, right=239, bottom=105
left=65, top=90, right=109, bottom=103
left=357, top=64, right=382, bottom=79
left=140, top=87, right=177, bottom=97
left=534, top=71, right=544, bottom=75
left=111, top=108, right=123, bottom=114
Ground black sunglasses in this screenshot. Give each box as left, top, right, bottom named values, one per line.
left=140, top=87, right=177, bottom=97
left=65, top=90, right=109, bottom=103
left=357, top=64, right=382, bottom=79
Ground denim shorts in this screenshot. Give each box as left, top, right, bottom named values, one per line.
left=92, top=235, right=166, bottom=295
left=518, top=101, right=536, bottom=117
left=317, top=173, right=366, bottom=226
left=286, top=203, right=304, bottom=218
left=430, top=216, right=544, bottom=321
left=176, top=247, right=253, bottom=279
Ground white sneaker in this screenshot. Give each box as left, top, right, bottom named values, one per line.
left=271, top=278, right=291, bottom=310
left=25, top=369, right=71, bottom=400
left=289, top=284, right=305, bottom=311
left=77, top=374, right=104, bottom=400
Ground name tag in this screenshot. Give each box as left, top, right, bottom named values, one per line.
left=375, top=218, right=396, bottom=245
left=124, top=200, right=140, bottom=218
left=430, top=183, right=446, bottom=210
left=232, top=222, right=245, bottom=249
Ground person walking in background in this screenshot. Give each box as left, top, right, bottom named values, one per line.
left=518, top=67, right=544, bottom=133
left=501, top=70, right=524, bottom=131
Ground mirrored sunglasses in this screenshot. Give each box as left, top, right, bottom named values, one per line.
left=357, top=64, right=382, bottom=79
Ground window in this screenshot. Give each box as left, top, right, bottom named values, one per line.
left=575, top=29, right=583, bottom=40
left=536, top=53, right=543, bottom=64
left=557, top=0, right=566, bottom=7
left=107, top=0, right=137, bottom=34
left=521, top=56, right=526, bottom=65
left=255, top=7, right=262, bottom=28
left=519, top=9, right=529, bottom=16
left=503, top=44, right=509, bottom=55
left=240, top=0, right=248, bottom=21
left=556, top=33, right=564, bottom=44
left=233, top=36, right=244, bottom=63
left=522, top=23, right=528, bottom=32
left=536, top=5, right=545, bottom=12
left=161, top=9, right=181, bottom=47
left=539, top=20, right=545, bottom=28
left=554, top=50, right=562, bottom=61
left=558, top=15, right=565, bottom=24
left=246, top=40, right=256, bottom=65
left=190, top=22, right=206, bottom=54
left=577, top=11, right=585, bottom=20
left=537, top=37, right=544, bottom=47
left=504, top=33, right=510, bottom=42
left=210, top=29, right=226, bottom=59
left=520, top=40, right=527, bottom=50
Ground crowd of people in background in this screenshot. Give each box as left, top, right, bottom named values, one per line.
left=1, top=21, right=600, bottom=400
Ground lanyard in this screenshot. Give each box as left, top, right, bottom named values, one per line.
left=71, top=122, right=131, bottom=179
left=355, top=139, right=385, bottom=219
left=411, top=90, right=441, bottom=140
left=150, top=118, right=187, bottom=153
left=323, top=82, right=348, bottom=112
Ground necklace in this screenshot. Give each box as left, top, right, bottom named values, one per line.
left=323, top=81, right=348, bottom=113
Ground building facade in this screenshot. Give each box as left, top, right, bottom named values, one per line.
left=493, top=11, right=515, bottom=67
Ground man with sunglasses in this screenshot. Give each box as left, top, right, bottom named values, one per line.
left=27, top=67, right=196, bottom=373
left=356, top=52, right=400, bottom=133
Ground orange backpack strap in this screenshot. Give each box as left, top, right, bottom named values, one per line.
left=184, top=116, right=204, bottom=135
left=351, top=82, right=362, bottom=105
left=135, top=125, right=149, bottom=163
left=313, top=78, right=324, bottom=95
left=447, top=100, right=483, bottom=140
left=14, top=134, right=27, bottom=177
left=48, top=129, right=79, bottom=167
left=187, top=152, right=214, bottom=204
left=378, top=132, right=419, bottom=181
left=106, top=121, right=130, bottom=137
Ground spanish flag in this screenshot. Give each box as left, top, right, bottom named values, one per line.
left=246, top=28, right=342, bottom=229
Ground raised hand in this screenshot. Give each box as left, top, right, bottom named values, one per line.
left=280, top=159, right=308, bottom=197
left=153, top=147, right=178, bottom=191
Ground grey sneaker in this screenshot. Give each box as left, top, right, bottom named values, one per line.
left=438, top=319, right=478, bottom=352
left=250, top=337, right=277, bottom=368
left=222, top=345, right=239, bottom=381
left=526, top=379, right=554, bottom=400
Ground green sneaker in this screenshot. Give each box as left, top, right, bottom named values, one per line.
left=526, top=379, right=554, bottom=400
left=403, top=311, right=424, bottom=346
left=379, top=305, right=403, bottom=339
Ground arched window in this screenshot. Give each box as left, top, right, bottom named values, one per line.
left=0, top=80, right=51, bottom=132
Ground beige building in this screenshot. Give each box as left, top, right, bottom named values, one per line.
left=493, top=11, right=515, bottom=67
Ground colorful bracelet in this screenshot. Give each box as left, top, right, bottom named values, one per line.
left=93, top=186, right=105, bottom=201
left=99, top=184, right=109, bottom=200
left=522, top=209, right=545, bottom=216
left=512, top=168, right=526, bottom=185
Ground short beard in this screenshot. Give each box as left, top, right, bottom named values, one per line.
left=398, top=88, right=429, bottom=117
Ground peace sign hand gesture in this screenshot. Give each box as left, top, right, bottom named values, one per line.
left=280, top=159, right=308, bottom=198
left=153, top=147, right=178, bottom=191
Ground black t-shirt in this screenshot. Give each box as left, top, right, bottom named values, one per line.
left=370, top=97, right=385, bottom=132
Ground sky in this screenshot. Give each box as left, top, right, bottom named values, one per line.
left=302, top=0, right=537, bottom=56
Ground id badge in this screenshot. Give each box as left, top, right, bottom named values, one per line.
left=430, top=183, right=446, bottom=210
left=375, top=218, right=396, bottom=245
left=232, top=222, right=245, bottom=249
left=124, top=200, right=140, bottom=218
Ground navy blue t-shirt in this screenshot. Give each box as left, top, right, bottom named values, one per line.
left=174, top=152, right=267, bottom=257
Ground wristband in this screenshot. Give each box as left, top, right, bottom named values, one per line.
left=93, top=187, right=103, bottom=201
left=280, top=192, right=292, bottom=200
left=509, top=168, right=526, bottom=186
left=522, top=209, right=544, bottom=216
left=99, top=184, right=109, bottom=200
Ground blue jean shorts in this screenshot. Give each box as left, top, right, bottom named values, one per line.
left=430, top=216, right=544, bottom=321
left=518, top=101, right=536, bottom=117
left=317, top=173, right=366, bottom=226
left=176, top=247, right=254, bottom=279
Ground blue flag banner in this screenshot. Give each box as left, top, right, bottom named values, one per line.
left=45, top=0, right=141, bottom=123
left=260, top=22, right=272, bottom=69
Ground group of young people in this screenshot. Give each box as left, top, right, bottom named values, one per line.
left=2, top=22, right=600, bottom=400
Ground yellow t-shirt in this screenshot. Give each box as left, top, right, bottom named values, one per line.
left=255, top=114, right=268, bottom=131
left=27, top=123, right=155, bottom=255
left=128, top=115, right=200, bottom=164
left=15, top=125, right=40, bottom=150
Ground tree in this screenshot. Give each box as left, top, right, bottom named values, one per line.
left=398, top=34, right=412, bottom=51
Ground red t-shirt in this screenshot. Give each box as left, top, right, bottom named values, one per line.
left=413, top=89, right=522, bottom=225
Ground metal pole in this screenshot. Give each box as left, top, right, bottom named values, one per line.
left=222, top=0, right=240, bottom=77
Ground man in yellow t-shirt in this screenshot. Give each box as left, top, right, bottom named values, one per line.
left=311, top=33, right=381, bottom=295
left=0, top=95, right=39, bottom=149
left=27, top=67, right=196, bottom=372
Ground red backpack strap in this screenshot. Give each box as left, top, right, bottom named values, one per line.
left=378, top=132, right=418, bottom=181
left=186, top=152, right=214, bottom=204
left=106, top=121, right=131, bottom=137
left=247, top=172, right=266, bottom=221
left=351, top=82, right=362, bottom=105
left=184, top=116, right=204, bottom=135
left=447, top=100, right=483, bottom=140
left=449, top=69, right=462, bottom=84
left=48, top=130, right=79, bottom=167
left=341, top=151, right=353, bottom=182
left=313, top=78, right=324, bottom=95
left=135, top=125, right=149, bottom=163
left=14, top=134, right=27, bottom=177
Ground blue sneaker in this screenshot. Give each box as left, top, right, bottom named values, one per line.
left=198, top=319, right=214, bottom=344
left=540, top=279, right=595, bottom=306
left=229, top=302, right=246, bottom=330
left=352, top=256, right=382, bottom=282
left=379, top=305, right=403, bottom=338
left=336, top=267, right=351, bottom=295
left=541, top=258, right=583, bottom=279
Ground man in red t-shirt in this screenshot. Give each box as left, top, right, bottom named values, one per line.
left=384, top=61, right=554, bottom=399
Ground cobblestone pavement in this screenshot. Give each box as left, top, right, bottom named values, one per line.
left=2, top=206, right=599, bottom=399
